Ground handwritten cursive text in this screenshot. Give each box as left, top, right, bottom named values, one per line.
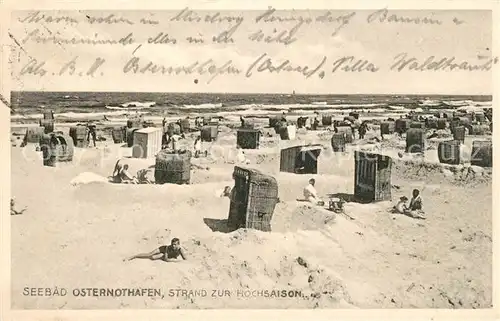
left=315, top=11, right=357, bottom=36
left=171, top=8, right=244, bottom=25
left=22, top=29, right=134, bottom=45
left=18, top=11, right=78, bottom=24
left=246, top=53, right=327, bottom=79
left=332, top=56, right=379, bottom=73
left=20, top=59, right=47, bottom=76
left=391, top=52, right=499, bottom=72
left=123, top=56, right=241, bottom=84
left=367, top=8, right=442, bottom=25
left=86, top=14, right=134, bottom=25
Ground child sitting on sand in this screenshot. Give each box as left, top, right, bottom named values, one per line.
left=215, top=186, right=232, bottom=198
left=405, top=189, right=425, bottom=219
left=389, top=196, right=409, bottom=214
left=124, top=238, right=187, bottom=262
left=390, top=190, right=425, bottom=219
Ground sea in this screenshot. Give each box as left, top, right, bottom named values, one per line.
left=10, top=91, right=493, bottom=123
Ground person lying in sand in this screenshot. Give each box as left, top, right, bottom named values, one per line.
left=10, top=198, right=27, bottom=215
left=427, top=130, right=438, bottom=139
left=124, top=238, right=187, bottom=262
left=302, top=178, right=325, bottom=206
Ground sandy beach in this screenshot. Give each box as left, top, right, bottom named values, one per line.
left=5, top=4, right=497, bottom=314
left=10, top=118, right=492, bottom=309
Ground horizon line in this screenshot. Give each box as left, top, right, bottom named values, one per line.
left=10, top=91, right=493, bottom=97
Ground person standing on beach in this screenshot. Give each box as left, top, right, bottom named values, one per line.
left=176, top=119, right=182, bottom=133
left=170, top=134, right=182, bottom=152
left=350, top=121, right=357, bottom=139
left=87, top=122, right=97, bottom=147
left=333, top=121, right=338, bottom=133
left=162, top=132, right=170, bottom=149
left=358, top=121, right=368, bottom=139
left=312, top=117, right=319, bottom=130
left=194, top=136, right=202, bottom=157
left=124, top=238, right=187, bottom=262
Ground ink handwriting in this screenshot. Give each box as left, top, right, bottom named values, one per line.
left=18, top=11, right=78, bottom=25
left=140, top=18, right=159, bottom=25
left=16, top=8, right=465, bottom=49
left=147, top=33, right=177, bottom=45
left=86, top=57, right=106, bottom=76
left=315, top=11, right=357, bottom=36
left=13, top=8, right=489, bottom=86
left=19, top=57, right=107, bottom=77
left=86, top=14, right=134, bottom=25
left=123, top=56, right=241, bottom=84
left=248, top=26, right=301, bottom=46
left=391, top=52, right=499, bottom=72
left=20, top=59, right=47, bottom=76
left=246, top=53, right=327, bottom=78
left=22, top=29, right=135, bottom=45
left=17, top=52, right=496, bottom=82
left=367, top=8, right=443, bottom=25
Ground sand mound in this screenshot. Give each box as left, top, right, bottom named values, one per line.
left=272, top=202, right=336, bottom=232
left=190, top=167, right=234, bottom=184
left=393, top=159, right=492, bottom=186
left=434, top=129, right=452, bottom=138
left=253, top=153, right=279, bottom=165
left=380, top=134, right=406, bottom=150
left=166, top=229, right=354, bottom=309
left=70, top=172, right=109, bottom=186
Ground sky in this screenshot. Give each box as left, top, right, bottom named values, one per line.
left=8, top=9, right=495, bottom=94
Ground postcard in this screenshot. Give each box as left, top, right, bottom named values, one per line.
left=1, top=1, right=498, bottom=320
